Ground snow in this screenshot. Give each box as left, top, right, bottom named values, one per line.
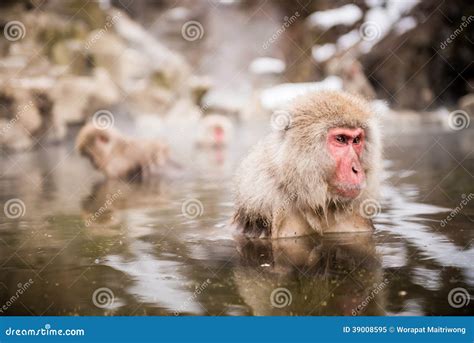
left=311, top=44, right=336, bottom=62
left=360, top=0, right=420, bottom=52
left=249, top=57, right=286, bottom=75
left=260, top=76, right=343, bottom=111
left=165, top=7, right=191, bottom=21
left=309, top=0, right=420, bottom=57
left=307, top=4, right=363, bottom=29
left=395, top=16, right=417, bottom=34
left=337, top=29, right=361, bottom=50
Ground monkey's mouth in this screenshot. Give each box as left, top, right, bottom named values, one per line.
left=332, top=183, right=364, bottom=199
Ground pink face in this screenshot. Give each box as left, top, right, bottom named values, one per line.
left=326, top=127, right=365, bottom=199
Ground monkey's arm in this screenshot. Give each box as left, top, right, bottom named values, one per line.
left=271, top=208, right=315, bottom=239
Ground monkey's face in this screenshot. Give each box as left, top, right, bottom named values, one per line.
left=212, top=125, right=225, bottom=146
left=326, top=127, right=366, bottom=199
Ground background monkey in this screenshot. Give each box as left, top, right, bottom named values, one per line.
left=195, top=114, right=234, bottom=148
left=76, top=123, right=171, bottom=180
left=233, top=90, right=382, bottom=238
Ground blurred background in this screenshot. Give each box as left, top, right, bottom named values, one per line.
left=0, top=0, right=472, bottom=316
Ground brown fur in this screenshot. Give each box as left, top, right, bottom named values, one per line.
left=233, top=90, right=382, bottom=238
left=76, top=123, right=170, bottom=180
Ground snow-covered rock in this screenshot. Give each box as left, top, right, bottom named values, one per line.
left=311, top=44, right=337, bottom=63
left=307, top=4, right=363, bottom=29
left=249, top=57, right=286, bottom=75
left=260, top=76, right=343, bottom=111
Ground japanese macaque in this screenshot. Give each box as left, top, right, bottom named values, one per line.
left=233, top=91, right=382, bottom=238
left=196, top=114, right=234, bottom=148
left=76, top=123, right=171, bottom=180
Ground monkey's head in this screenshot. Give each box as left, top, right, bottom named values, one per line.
left=280, top=91, right=381, bottom=207
left=197, top=114, right=233, bottom=147
left=76, top=123, right=122, bottom=170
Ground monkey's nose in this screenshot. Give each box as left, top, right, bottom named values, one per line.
left=352, top=166, right=359, bottom=174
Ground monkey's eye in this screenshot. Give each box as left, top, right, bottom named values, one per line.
left=353, top=136, right=361, bottom=144
left=335, top=135, right=347, bottom=144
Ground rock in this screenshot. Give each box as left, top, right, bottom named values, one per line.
left=249, top=58, right=286, bottom=75
left=201, top=89, right=246, bottom=118
left=189, top=76, right=212, bottom=107
left=127, top=80, right=173, bottom=116
left=327, top=57, right=376, bottom=99
left=110, top=8, right=191, bottom=89
left=51, top=68, right=121, bottom=125
left=51, top=39, right=90, bottom=74
left=259, top=76, right=343, bottom=112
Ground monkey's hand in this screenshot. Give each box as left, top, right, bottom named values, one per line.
left=271, top=208, right=315, bottom=239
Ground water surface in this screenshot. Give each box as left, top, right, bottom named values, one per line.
left=0, top=123, right=473, bottom=316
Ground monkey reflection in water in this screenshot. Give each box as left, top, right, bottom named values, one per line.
left=234, top=233, right=386, bottom=316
